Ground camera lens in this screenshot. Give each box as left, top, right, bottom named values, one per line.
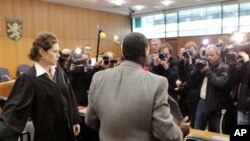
left=195, top=59, right=207, bottom=70
left=183, top=51, right=192, bottom=58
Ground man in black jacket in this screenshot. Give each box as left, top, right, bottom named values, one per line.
left=193, top=44, right=231, bottom=133
left=228, top=50, right=250, bottom=125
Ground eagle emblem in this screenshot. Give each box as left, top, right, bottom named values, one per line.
left=5, top=18, right=23, bottom=41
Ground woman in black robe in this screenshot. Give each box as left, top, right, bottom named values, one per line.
left=0, top=32, right=81, bottom=141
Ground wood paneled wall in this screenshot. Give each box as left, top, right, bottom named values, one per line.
left=0, top=0, right=130, bottom=78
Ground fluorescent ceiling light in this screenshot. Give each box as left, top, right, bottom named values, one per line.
left=108, top=0, right=125, bottom=6
left=134, top=5, right=144, bottom=11
left=162, top=0, right=173, bottom=6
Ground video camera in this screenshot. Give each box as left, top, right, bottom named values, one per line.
left=71, top=57, right=88, bottom=65
left=225, top=43, right=250, bottom=63
left=102, top=56, right=117, bottom=65
left=58, top=51, right=70, bottom=64
left=183, top=51, right=193, bottom=58
left=159, top=53, right=168, bottom=60
left=195, top=58, right=208, bottom=70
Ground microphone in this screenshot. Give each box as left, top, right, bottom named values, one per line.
left=220, top=109, right=226, bottom=135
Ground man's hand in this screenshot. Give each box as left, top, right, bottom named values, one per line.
left=179, top=116, right=191, bottom=137
left=159, top=59, right=169, bottom=70
left=73, top=124, right=81, bottom=136
left=238, top=51, right=249, bottom=63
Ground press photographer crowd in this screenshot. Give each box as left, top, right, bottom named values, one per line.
left=145, top=32, right=250, bottom=135
left=58, top=45, right=119, bottom=106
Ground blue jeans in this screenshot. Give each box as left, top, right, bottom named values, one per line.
left=238, top=110, right=250, bottom=125
left=194, top=99, right=222, bottom=133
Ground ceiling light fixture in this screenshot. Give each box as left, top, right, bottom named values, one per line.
left=162, top=0, right=173, bottom=6
left=108, top=0, right=125, bottom=6
left=134, top=5, right=144, bottom=11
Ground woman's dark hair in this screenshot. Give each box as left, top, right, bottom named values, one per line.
left=122, top=32, right=148, bottom=62
left=29, top=32, right=58, bottom=61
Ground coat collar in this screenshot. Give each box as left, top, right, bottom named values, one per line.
left=120, top=60, right=143, bottom=69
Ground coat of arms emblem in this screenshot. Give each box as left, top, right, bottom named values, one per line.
left=5, top=18, right=23, bottom=41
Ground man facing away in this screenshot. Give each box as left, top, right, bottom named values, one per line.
left=85, top=32, right=190, bottom=141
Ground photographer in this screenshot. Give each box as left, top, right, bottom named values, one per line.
left=146, top=38, right=161, bottom=71
left=58, top=48, right=72, bottom=74
left=90, top=51, right=117, bottom=82
left=193, top=44, right=231, bottom=133
left=68, top=49, right=92, bottom=106
left=81, top=44, right=92, bottom=67
left=178, top=41, right=201, bottom=127
left=152, top=43, right=179, bottom=100
left=227, top=44, right=250, bottom=125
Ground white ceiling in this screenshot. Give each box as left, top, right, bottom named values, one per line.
left=42, top=0, right=232, bottom=15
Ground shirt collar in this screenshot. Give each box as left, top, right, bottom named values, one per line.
left=34, top=62, right=56, bottom=77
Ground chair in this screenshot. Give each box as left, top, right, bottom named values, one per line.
left=0, top=67, right=10, bottom=82
left=0, top=96, right=7, bottom=110
left=17, top=64, right=31, bottom=76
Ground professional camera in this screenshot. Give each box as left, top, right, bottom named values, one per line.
left=225, top=50, right=238, bottom=63
left=110, top=59, right=117, bottom=64
left=102, top=56, right=117, bottom=65
left=70, top=49, right=89, bottom=72
left=225, top=43, right=250, bottom=63
left=72, top=57, right=88, bottom=65
left=195, top=58, right=207, bottom=70
left=102, top=56, right=110, bottom=65
left=58, top=51, right=70, bottom=64
left=159, top=53, right=168, bottom=60
left=183, top=51, right=193, bottom=58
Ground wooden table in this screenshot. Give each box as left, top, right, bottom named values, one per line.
left=187, top=128, right=229, bottom=141
left=0, top=80, right=15, bottom=97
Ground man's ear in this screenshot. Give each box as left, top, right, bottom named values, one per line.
left=143, top=47, right=149, bottom=57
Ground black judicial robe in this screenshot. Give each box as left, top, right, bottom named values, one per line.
left=0, top=66, right=81, bottom=141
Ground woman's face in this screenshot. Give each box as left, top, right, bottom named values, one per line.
left=41, top=43, right=60, bottom=66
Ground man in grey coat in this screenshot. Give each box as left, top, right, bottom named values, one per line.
left=85, top=32, right=190, bottom=141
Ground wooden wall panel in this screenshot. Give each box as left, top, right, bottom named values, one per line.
left=48, top=3, right=64, bottom=37
left=0, top=0, right=14, bottom=37
left=0, top=37, right=18, bottom=78
left=88, top=9, right=100, bottom=40
left=80, top=9, right=90, bottom=40
left=0, top=0, right=130, bottom=78
left=32, top=0, right=49, bottom=35
left=13, top=0, right=33, bottom=37
left=15, top=38, right=33, bottom=67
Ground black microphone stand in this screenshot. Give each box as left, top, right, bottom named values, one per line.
left=96, top=29, right=102, bottom=63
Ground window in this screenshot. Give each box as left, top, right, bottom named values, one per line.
left=135, top=17, right=141, bottom=28
left=240, top=2, right=250, bottom=32
left=132, top=14, right=165, bottom=38
left=223, top=4, right=239, bottom=34
left=179, top=8, right=207, bottom=36
left=206, top=6, right=222, bottom=35
left=166, top=12, right=178, bottom=37
left=132, top=2, right=250, bottom=38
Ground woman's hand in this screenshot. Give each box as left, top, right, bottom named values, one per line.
left=73, top=124, right=81, bottom=136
